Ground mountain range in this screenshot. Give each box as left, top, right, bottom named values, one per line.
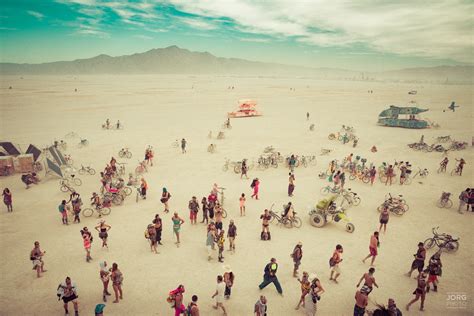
left=1, top=46, right=472, bottom=83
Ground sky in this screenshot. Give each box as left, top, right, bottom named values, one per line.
left=0, top=0, right=472, bottom=71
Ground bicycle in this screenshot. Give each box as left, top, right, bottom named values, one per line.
left=135, top=161, right=148, bottom=175
left=59, top=180, right=76, bottom=193
left=78, top=165, right=96, bottom=176
left=82, top=204, right=111, bottom=218
left=116, top=163, right=126, bottom=176
left=436, top=192, right=453, bottom=208
left=377, top=193, right=408, bottom=215
left=118, top=148, right=132, bottom=159
left=216, top=187, right=228, bottom=218
left=450, top=165, right=463, bottom=176
left=268, top=204, right=302, bottom=228
left=349, top=169, right=370, bottom=183
left=341, top=188, right=361, bottom=206
left=300, top=155, right=317, bottom=167
left=103, top=191, right=124, bottom=206
left=60, top=175, right=82, bottom=186
left=424, top=227, right=459, bottom=253
left=412, top=168, right=429, bottom=179
left=320, top=185, right=342, bottom=195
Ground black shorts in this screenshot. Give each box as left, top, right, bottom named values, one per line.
left=379, top=219, right=388, bottom=224
left=216, top=222, right=223, bottom=230
left=99, top=232, right=108, bottom=239
left=62, top=294, right=78, bottom=303
left=411, top=259, right=424, bottom=272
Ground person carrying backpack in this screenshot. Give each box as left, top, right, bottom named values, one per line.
left=186, top=295, right=199, bottom=315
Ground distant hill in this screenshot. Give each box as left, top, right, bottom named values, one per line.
left=1, top=45, right=472, bottom=83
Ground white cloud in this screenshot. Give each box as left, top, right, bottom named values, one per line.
left=27, top=10, right=44, bottom=20
left=238, top=37, right=270, bottom=43
left=166, top=0, right=474, bottom=63
left=179, top=17, right=217, bottom=30
left=134, top=34, right=153, bottom=40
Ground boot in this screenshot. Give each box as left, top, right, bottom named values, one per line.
left=433, top=285, right=438, bottom=292
left=426, top=285, right=430, bottom=293
left=268, top=232, right=271, bottom=240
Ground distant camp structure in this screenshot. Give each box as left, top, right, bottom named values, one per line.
left=227, top=99, right=262, bottom=118
left=377, top=105, right=429, bottom=129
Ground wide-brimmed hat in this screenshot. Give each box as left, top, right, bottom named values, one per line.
left=223, top=265, right=232, bottom=273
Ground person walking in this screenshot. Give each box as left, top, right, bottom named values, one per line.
left=406, top=272, right=427, bottom=311
left=171, top=212, right=184, bottom=246
left=288, top=173, right=295, bottom=197
left=295, top=271, right=310, bottom=310
left=369, top=166, right=376, bottom=185
left=354, top=286, right=370, bottom=316
left=227, top=220, right=237, bottom=252
left=57, top=277, right=79, bottom=316
left=206, top=223, right=216, bottom=261
left=139, top=178, right=147, bottom=200
left=362, top=232, right=379, bottom=266
left=239, top=193, right=246, bottom=216
left=30, top=241, right=46, bottom=278
left=254, top=295, right=267, bottom=316
left=379, top=206, right=389, bottom=233
left=2, top=188, right=12, bottom=212
left=187, top=295, right=200, bottom=316
left=329, top=244, right=343, bottom=283
left=306, top=112, right=310, bottom=120
left=289, top=155, right=296, bottom=172
left=161, top=188, right=171, bottom=213
left=189, top=196, right=200, bottom=225
left=181, top=138, right=187, bottom=154
left=111, top=263, right=123, bottom=303
left=385, top=165, right=394, bottom=186
left=258, top=258, right=283, bottom=295
left=59, top=200, right=68, bottom=225
left=304, top=274, right=325, bottom=316
left=146, top=224, right=158, bottom=254
left=251, top=178, right=260, bottom=200
left=153, top=214, right=163, bottom=245
left=201, top=197, right=209, bottom=223
left=407, top=242, right=426, bottom=277
left=99, top=261, right=111, bottom=302
left=81, top=228, right=92, bottom=262
left=426, top=251, right=442, bottom=292
left=223, top=265, right=234, bottom=299
left=356, top=268, right=379, bottom=295
left=291, top=242, right=303, bottom=277
left=212, top=275, right=228, bottom=315
left=95, top=220, right=111, bottom=248
left=458, top=188, right=470, bottom=213
left=340, top=171, right=346, bottom=189
left=241, top=159, right=249, bottom=179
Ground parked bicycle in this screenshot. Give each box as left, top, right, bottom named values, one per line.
left=413, top=167, right=429, bottom=179
left=320, top=185, right=342, bottom=195
left=78, top=165, right=96, bottom=176
left=61, top=174, right=82, bottom=186
left=118, top=148, right=132, bottom=159
left=216, top=187, right=228, bottom=218
left=437, top=192, right=453, bottom=208
left=82, top=204, right=111, bottom=218
left=77, top=139, right=89, bottom=148
left=424, top=227, right=459, bottom=253
left=268, top=204, right=302, bottom=228
left=341, top=188, right=361, bottom=206
left=59, top=180, right=76, bottom=193
left=377, top=193, right=408, bottom=215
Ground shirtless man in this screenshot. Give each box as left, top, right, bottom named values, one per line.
left=329, top=244, right=343, bottom=283
left=354, top=286, right=370, bottom=316
left=356, top=268, right=379, bottom=295
left=58, top=277, right=79, bottom=316
left=362, top=232, right=379, bottom=266
left=30, top=241, right=46, bottom=278
left=214, top=202, right=224, bottom=233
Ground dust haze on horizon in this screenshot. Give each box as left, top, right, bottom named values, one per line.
left=1, top=0, right=473, bottom=72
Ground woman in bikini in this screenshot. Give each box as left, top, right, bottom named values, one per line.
left=110, top=262, right=123, bottom=303
left=161, top=188, right=171, bottom=213
left=99, top=261, right=111, bottom=302
left=260, top=209, right=272, bottom=240
left=95, top=221, right=111, bottom=248
left=239, top=193, right=246, bottom=216
left=171, top=212, right=184, bottom=246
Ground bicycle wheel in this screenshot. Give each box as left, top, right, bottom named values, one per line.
left=443, top=241, right=459, bottom=253
left=100, top=207, right=111, bottom=216
left=292, top=216, right=302, bottom=228
left=376, top=205, right=384, bottom=212
left=72, top=178, right=82, bottom=186
left=222, top=208, right=227, bottom=219
left=112, top=195, right=123, bottom=205
left=82, top=208, right=94, bottom=217
left=345, top=223, right=355, bottom=233
left=233, top=165, right=241, bottom=174
left=401, top=203, right=409, bottom=212
left=445, top=199, right=453, bottom=208
left=403, top=177, right=412, bottom=185
left=379, top=174, right=388, bottom=183
left=88, top=168, right=96, bottom=175
left=436, top=199, right=444, bottom=208
left=123, top=187, right=132, bottom=196
left=78, top=168, right=86, bottom=175
left=352, top=196, right=361, bottom=206
left=60, top=185, right=69, bottom=193
left=362, top=175, right=370, bottom=184
left=450, top=169, right=457, bottom=176
left=423, top=238, right=435, bottom=249
left=391, top=206, right=405, bottom=216
left=309, top=212, right=326, bottom=227
left=269, top=213, right=276, bottom=223
left=126, top=152, right=132, bottom=159
left=119, top=151, right=125, bottom=158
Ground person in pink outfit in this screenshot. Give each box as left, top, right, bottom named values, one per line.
left=251, top=178, right=260, bottom=200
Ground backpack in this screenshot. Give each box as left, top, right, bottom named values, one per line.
left=251, top=179, right=256, bottom=188
left=186, top=303, right=195, bottom=316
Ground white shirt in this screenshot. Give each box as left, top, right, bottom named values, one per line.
left=215, top=282, right=226, bottom=303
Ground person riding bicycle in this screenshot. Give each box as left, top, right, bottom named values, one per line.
left=282, top=202, right=294, bottom=220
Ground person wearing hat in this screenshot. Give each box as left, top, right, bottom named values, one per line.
left=258, top=258, right=283, bottom=295
left=223, top=265, right=235, bottom=299
left=354, top=285, right=370, bottom=316
left=406, top=272, right=427, bottom=311
left=95, top=304, right=105, bottom=316
left=291, top=242, right=303, bottom=277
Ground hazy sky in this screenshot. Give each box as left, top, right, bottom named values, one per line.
left=0, top=0, right=472, bottom=71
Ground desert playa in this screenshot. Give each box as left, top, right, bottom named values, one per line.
left=0, top=74, right=473, bottom=315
